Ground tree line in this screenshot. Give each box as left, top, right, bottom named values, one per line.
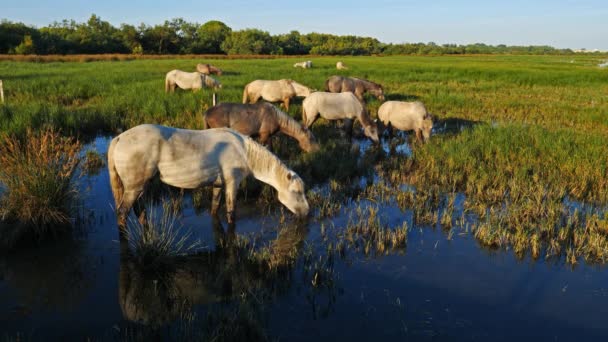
left=0, top=15, right=576, bottom=56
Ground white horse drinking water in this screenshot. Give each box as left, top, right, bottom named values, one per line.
left=378, top=101, right=433, bottom=142
left=165, top=70, right=221, bottom=92
left=302, top=92, right=379, bottom=143
left=108, top=125, right=309, bottom=232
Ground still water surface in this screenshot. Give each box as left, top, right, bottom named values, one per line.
left=1, top=136, right=608, bottom=341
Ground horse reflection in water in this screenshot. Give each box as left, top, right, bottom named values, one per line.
left=118, top=219, right=310, bottom=327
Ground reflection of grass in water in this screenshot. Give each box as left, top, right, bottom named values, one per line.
left=126, top=199, right=202, bottom=268
left=81, top=149, right=105, bottom=176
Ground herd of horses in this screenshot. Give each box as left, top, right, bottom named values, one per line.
left=110, top=61, right=434, bottom=235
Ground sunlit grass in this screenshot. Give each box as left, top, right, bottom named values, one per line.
left=0, top=128, right=81, bottom=247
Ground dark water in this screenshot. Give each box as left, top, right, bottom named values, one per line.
left=2, top=136, right=608, bottom=341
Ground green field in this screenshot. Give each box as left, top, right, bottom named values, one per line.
left=1, top=55, right=608, bottom=261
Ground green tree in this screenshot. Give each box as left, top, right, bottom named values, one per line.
left=196, top=20, right=231, bottom=53
left=0, top=20, right=39, bottom=54
left=276, top=30, right=307, bottom=55
left=14, top=34, right=36, bottom=54
left=221, top=29, right=278, bottom=55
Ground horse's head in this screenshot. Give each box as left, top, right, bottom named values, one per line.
left=299, top=129, right=321, bottom=153
left=278, top=172, right=310, bottom=218
left=292, top=82, right=312, bottom=97
left=196, top=64, right=209, bottom=74
left=369, top=85, right=385, bottom=101
left=363, top=121, right=380, bottom=144
left=421, top=118, right=433, bottom=143
left=205, top=75, right=222, bottom=89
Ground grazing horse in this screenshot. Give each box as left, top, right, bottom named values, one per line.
left=378, top=101, right=433, bottom=142
left=294, top=61, right=312, bottom=68
left=325, top=75, right=385, bottom=102
left=108, top=125, right=309, bottom=231
left=336, top=61, right=348, bottom=70
left=302, top=92, right=379, bottom=143
left=196, top=63, right=223, bottom=76
left=242, top=79, right=312, bottom=110
left=165, top=70, right=221, bottom=92
left=203, top=102, right=320, bottom=153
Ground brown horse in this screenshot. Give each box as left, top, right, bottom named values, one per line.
left=196, top=63, right=223, bottom=75
left=204, top=102, right=320, bottom=153
left=325, top=75, right=385, bottom=102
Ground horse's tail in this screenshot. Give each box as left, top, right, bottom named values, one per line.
left=108, top=137, right=124, bottom=210
left=164, top=74, right=171, bottom=93
left=242, top=84, right=249, bottom=104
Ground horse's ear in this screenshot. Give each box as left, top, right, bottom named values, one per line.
left=287, top=172, right=293, bottom=181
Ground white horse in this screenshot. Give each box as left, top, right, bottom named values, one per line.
left=336, top=61, right=348, bottom=70
left=378, top=101, right=433, bottom=142
left=165, top=70, right=221, bottom=92
left=108, top=125, right=309, bottom=231
left=242, top=79, right=312, bottom=110
left=294, top=60, right=312, bottom=69
left=302, top=92, right=379, bottom=143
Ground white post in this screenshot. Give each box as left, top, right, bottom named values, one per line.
left=0, top=80, right=4, bottom=104
left=212, top=92, right=217, bottom=106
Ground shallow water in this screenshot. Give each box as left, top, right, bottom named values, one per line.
left=2, top=136, right=608, bottom=340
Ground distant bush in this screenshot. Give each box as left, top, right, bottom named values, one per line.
left=0, top=16, right=576, bottom=56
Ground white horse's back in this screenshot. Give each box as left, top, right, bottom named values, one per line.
left=246, top=79, right=293, bottom=102
left=165, top=70, right=220, bottom=91
left=303, top=92, right=362, bottom=120
left=113, top=125, right=247, bottom=189
left=378, top=101, right=427, bottom=130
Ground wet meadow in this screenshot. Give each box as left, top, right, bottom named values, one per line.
left=1, top=54, right=608, bottom=340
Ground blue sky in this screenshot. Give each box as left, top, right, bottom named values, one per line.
left=3, top=0, right=607, bottom=50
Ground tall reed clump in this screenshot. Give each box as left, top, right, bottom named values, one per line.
left=126, top=199, right=202, bottom=268
left=0, top=128, right=81, bottom=247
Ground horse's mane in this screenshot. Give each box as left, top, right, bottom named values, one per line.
left=271, top=106, right=310, bottom=140
left=352, top=77, right=381, bottom=89
left=243, top=135, right=302, bottom=190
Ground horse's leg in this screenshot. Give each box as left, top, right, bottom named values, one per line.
left=259, top=131, right=273, bottom=152
left=344, top=119, right=354, bottom=140
left=117, top=189, right=142, bottom=240
left=211, top=184, right=223, bottom=217
left=224, top=179, right=240, bottom=225
left=283, top=98, right=290, bottom=111
left=387, top=122, right=393, bottom=139
left=132, top=196, right=147, bottom=227
left=356, top=90, right=365, bottom=102
left=415, top=129, right=423, bottom=143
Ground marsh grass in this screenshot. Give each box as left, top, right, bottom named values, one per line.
left=0, top=128, right=81, bottom=248
left=340, top=205, right=408, bottom=257
left=126, top=199, right=202, bottom=268
left=2, top=55, right=608, bottom=263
